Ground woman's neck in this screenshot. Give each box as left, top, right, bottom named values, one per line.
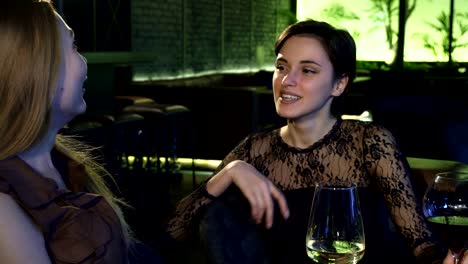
left=17, top=129, right=67, bottom=189
left=281, top=115, right=337, bottom=149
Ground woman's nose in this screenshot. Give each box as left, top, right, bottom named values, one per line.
left=79, top=53, right=88, bottom=64
left=282, top=69, right=297, bottom=86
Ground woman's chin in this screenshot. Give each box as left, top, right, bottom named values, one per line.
left=277, top=111, right=297, bottom=120
left=77, top=102, right=87, bottom=114
left=63, top=103, right=87, bottom=123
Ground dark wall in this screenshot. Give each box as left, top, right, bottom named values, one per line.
left=354, top=73, right=468, bottom=164
left=131, top=0, right=293, bottom=77
left=57, top=0, right=293, bottom=73
left=57, top=0, right=294, bottom=113
left=58, top=0, right=131, bottom=51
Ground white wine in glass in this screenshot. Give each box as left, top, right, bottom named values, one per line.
left=306, top=185, right=365, bottom=264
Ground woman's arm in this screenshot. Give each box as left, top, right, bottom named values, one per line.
left=207, top=160, right=289, bottom=228
left=0, top=193, right=51, bottom=264
left=165, top=137, right=253, bottom=240
left=363, top=124, right=444, bottom=259
left=166, top=135, right=288, bottom=240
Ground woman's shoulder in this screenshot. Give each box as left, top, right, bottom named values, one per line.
left=0, top=192, right=29, bottom=220
left=0, top=192, right=37, bottom=229
left=341, top=119, right=395, bottom=137
left=338, top=120, right=400, bottom=149
left=0, top=192, right=50, bottom=263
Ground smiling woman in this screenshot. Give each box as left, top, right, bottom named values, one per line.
left=163, top=19, right=453, bottom=264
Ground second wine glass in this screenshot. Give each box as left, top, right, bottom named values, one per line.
left=423, top=171, right=468, bottom=264
left=305, top=185, right=365, bottom=264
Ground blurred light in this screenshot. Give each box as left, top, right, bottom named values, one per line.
left=341, top=110, right=373, bottom=122
left=133, top=67, right=274, bottom=82
left=178, top=158, right=222, bottom=170
left=124, top=156, right=221, bottom=170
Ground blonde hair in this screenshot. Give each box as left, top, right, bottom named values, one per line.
left=0, top=0, right=59, bottom=156
left=0, top=0, right=132, bottom=242
left=55, top=135, right=134, bottom=242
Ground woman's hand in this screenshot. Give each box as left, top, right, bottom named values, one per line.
left=443, top=250, right=468, bottom=264
left=206, top=160, right=289, bottom=229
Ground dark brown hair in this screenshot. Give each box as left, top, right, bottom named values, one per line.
left=275, top=19, right=356, bottom=117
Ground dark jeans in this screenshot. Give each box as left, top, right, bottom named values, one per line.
left=199, top=188, right=271, bottom=264
left=199, top=186, right=313, bottom=264
left=199, top=186, right=440, bottom=264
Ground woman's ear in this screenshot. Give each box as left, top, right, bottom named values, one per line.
left=332, top=74, right=349, bottom=97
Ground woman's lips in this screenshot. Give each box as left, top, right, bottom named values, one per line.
left=279, top=93, right=301, bottom=103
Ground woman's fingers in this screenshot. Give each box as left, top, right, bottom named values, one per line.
left=461, top=250, right=468, bottom=264
left=252, top=189, right=265, bottom=224
left=245, top=181, right=288, bottom=229
left=270, top=183, right=290, bottom=220
left=243, top=180, right=276, bottom=228
left=262, top=182, right=275, bottom=228
left=245, top=185, right=265, bottom=224
left=442, top=249, right=468, bottom=264
left=442, top=250, right=453, bottom=264
left=230, top=162, right=287, bottom=229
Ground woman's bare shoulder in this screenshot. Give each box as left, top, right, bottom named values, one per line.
left=0, top=192, right=51, bottom=263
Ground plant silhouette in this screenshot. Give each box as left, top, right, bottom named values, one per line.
left=366, top=0, right=416, bottom=67
left=414, top=11, right=468, bottom=61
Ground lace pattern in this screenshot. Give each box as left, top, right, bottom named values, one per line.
left=166, top=119, right=437, bottom=257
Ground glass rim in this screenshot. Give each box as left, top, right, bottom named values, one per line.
left=435, top=171, right=468, bottom=181
left=315, top=184, right=357, bottom=191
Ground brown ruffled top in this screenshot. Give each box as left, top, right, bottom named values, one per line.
left=0, top=153, right=128, bottom=264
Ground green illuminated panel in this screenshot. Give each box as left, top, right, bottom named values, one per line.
left=297, top=0, right=468, bottom=62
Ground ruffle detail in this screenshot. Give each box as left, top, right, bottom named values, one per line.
left=0, top=156, right=127, bottom=263
left=50, top=202, right=113, bottom=263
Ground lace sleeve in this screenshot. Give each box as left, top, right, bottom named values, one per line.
left=363, top=124, right=439, bottom=257
left=165, top=135, right=252, bottom=241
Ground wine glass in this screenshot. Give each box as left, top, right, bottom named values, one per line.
left=305, top=185, right=365, bottom=264
left=423, top=171, right=468, bottom=264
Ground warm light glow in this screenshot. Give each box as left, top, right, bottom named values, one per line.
left=124, top=156, right=221, bottom=170
left=177, top=158, right=222, bottom=170
left=341, top=110, right=373, bottom=122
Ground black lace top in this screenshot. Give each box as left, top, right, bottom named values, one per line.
left=167, top=119, right=443, bottom=261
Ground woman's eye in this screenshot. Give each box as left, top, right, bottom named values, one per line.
left=303, top=68, right=317, bottom=74
left=73, top=40, right=78, bottom=50
left=275, top=65, right=285, bottom=71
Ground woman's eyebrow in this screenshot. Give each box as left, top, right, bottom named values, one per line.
left=299, top=60, right=321, bottom=67
left=276, top=57, right=288, bottom=63
left=276, top=57, right=322, bottom=67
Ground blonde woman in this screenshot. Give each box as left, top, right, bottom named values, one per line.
left=0, top=1, right=164, bottom=263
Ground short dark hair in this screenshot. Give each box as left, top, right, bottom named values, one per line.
left=274, top=19, right=356, bottom=117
